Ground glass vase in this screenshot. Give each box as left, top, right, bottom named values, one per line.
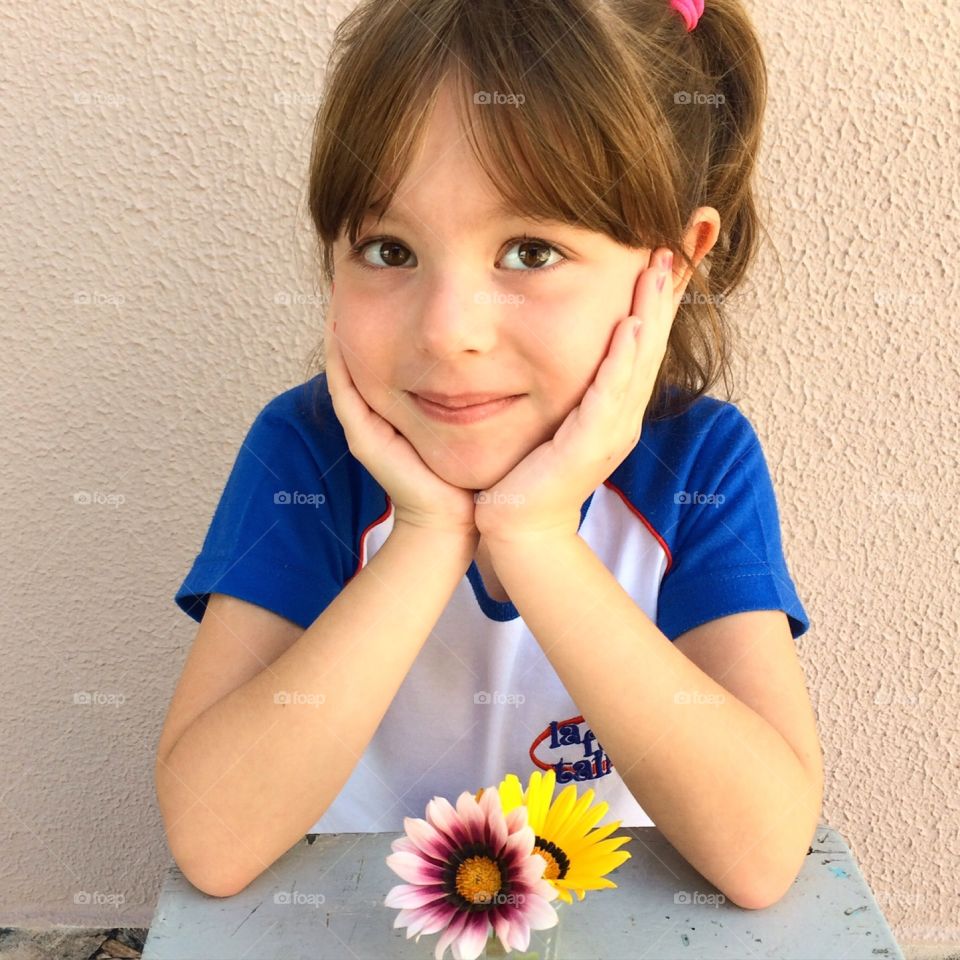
left=478, top=901, right=563, bottom=959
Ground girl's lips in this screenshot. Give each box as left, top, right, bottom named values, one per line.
left=411, top=392, right=522, bottom=424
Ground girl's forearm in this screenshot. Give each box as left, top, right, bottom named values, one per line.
left=156, top=521, right=479, bottom=898
left=484, top=531, right=822, bottom=910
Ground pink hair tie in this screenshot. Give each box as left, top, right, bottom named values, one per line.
left=669, top=0, right=705, bottom=32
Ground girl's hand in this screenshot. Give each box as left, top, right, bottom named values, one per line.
left=474, top=248, right=678, bottom=545
left=323, top=316, right=479, bottom=537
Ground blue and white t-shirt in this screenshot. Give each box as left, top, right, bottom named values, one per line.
left=174, top=373, right=809, bottom=832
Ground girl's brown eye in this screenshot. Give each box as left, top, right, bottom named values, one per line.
left=498, top=236, right=565, bottom=273
left=367, top=240, right=410, bottom=268
left=509, top=238, right=556, bottom=270
left=349, top=234, right=567, bottom=275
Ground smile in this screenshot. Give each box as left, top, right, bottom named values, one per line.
left=410, top=393, right=522, bottom=425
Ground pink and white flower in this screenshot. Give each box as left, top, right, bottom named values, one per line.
left=384, top=786, right=560, bottom=959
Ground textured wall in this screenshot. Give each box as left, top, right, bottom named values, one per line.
left=0, top=0, right=957, bottom=952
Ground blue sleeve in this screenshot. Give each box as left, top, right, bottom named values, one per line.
left=656, top=408, right=810, bottom=643
left=174, top=404, right=349, bottom=631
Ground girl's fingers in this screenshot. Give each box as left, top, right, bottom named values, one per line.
left=622, top=249, right=672, bottom=407
left=632, top=247, right=674, bottom=354
left=324, top=325, right=363, bottom=421
left=326, top=323, right=353, bottom=390
left=623, top=256, right=661, bottom=365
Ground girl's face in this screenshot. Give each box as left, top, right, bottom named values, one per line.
left=330, top=83, right=653, bottom=492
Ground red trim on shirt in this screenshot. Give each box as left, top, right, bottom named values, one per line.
left=602, top=479, right=673, bottom=574
left=350, top=498, right=393, bottom=581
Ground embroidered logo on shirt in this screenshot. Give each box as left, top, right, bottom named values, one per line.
left=529, top=715, right=613, bottom=782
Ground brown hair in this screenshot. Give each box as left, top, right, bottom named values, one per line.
left=302, top=0, right=771, bottom=423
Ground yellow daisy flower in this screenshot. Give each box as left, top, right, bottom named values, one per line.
left=476, top=769, right=632, bottom=905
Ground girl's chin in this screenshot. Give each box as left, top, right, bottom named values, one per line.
left=414, top=445, right=519, bottom=492
left=422, top=459, right=507, bottom=493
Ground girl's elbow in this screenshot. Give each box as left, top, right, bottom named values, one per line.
left=727, top=880, right=792, bottom=911
left=178, top=856, right=252, bottom=899
left=725, top=843, right=810, bottom=910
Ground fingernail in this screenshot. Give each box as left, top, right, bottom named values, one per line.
left=633, top=319, right=643, bottom=339
left=661, top=250, right=674, bottom=271
left=657, top=273, right=666, bottom=292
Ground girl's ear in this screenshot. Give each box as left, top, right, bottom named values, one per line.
left=668, top=208, right=721, bottom=310
left=682, top=207, right=721, bottom=272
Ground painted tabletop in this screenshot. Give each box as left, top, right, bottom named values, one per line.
left=142, top=822, right=904, bottom=959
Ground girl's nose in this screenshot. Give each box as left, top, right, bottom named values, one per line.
left=413, top=284, right=499, bottom=356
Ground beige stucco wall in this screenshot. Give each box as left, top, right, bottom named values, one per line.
left=1, top=0, right=957, bottom=952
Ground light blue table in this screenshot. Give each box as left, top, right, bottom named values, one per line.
left=142, top=822, right=904, bottom=959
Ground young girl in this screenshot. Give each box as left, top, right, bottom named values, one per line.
left=157, top=0, right=823, bottom=911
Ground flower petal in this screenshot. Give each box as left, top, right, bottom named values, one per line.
left=533, top=877, right=560, bottom=901
left=505, top=804, right=528, bottom=835
left=384, top=882, right=449, bottom=910
left=522, top=894, right=560, bottom=931
left=403, top=898, right=459, bottom=938
left=500, top=822, right=535, bottom=863
left=489, top=908, right=512, bottom=953
left=427, top=795, right=471, bottom=848
left=542, top=783, right=578, bottom=835
left=476, top=785, right=507, bottom=853
left=386, top=850, right=445, bottom=885
left=525, top=770, right=556, bottom=830
left=391, top=835, right=419, bottom=855
left=553, top=885, right=574, bottom=905
left=393, top=907, right=417, bottom=935
left=405, top=815, right=454, bottom=863
left=433, top=910, right=469, bottom=960
left=515, top=851, right=548, bottom=885
left=450, top=911, right=492, bottom=960
left=506, top=912, right=531, bottom=951
left=498, top=774, right=525, bottom=815
left=455, top=789, right=487, bottom=846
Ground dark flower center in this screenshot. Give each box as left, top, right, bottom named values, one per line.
left=532, top=835, right=570, bottom=880
left=443, top=842, right=513, bottom=911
